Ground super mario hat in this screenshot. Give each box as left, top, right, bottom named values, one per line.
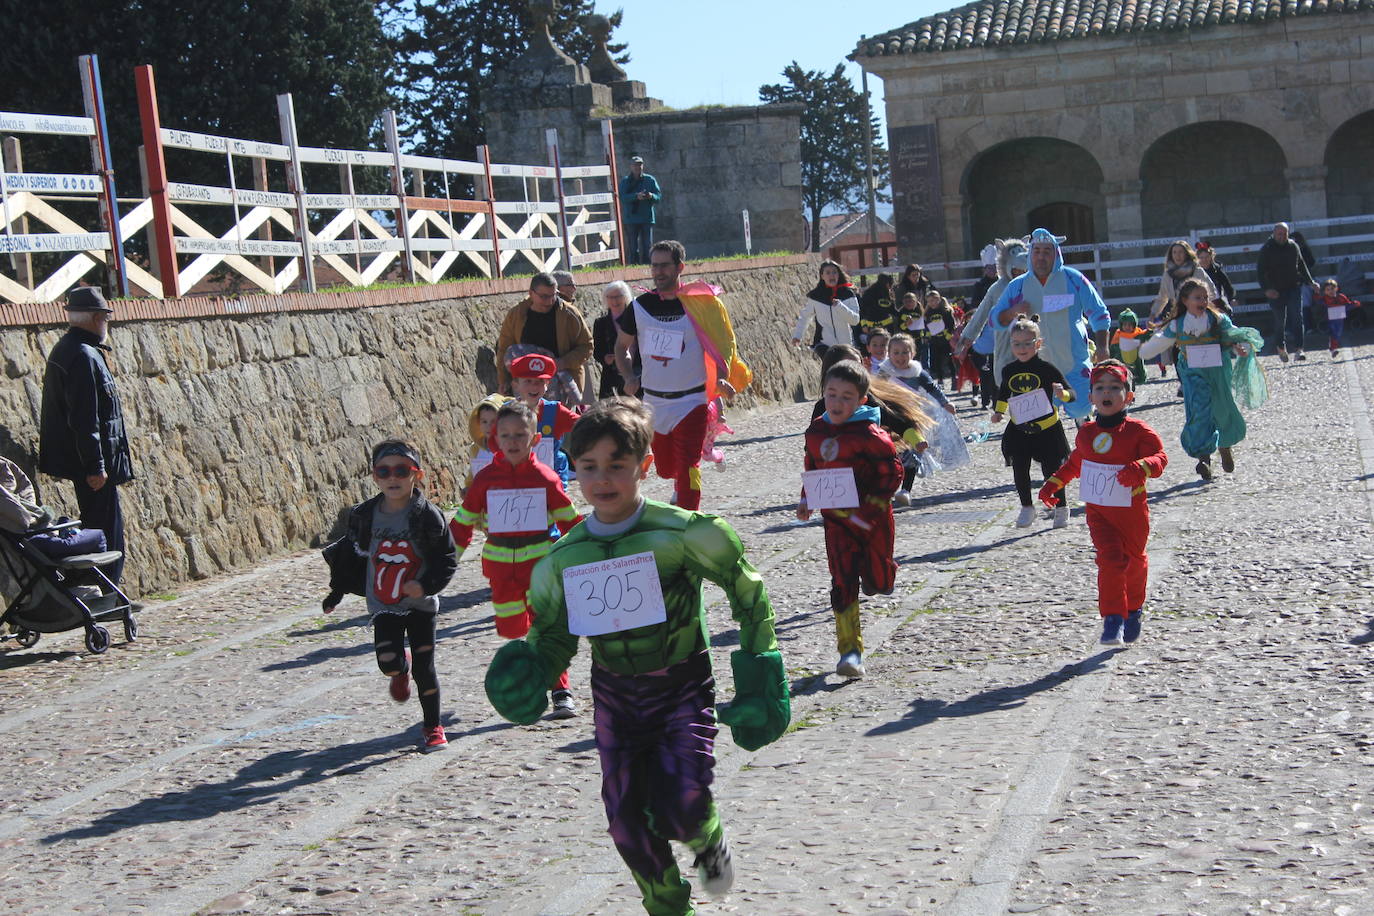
left=510, top=353, right=555, bottom=380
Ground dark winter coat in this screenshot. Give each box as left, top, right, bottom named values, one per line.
left=39, top=327, right=134, bottom=484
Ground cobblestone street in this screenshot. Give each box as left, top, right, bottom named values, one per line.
left=2, top=340, right=1372, bottom=916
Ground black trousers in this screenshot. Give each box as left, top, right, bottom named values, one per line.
left=74, top=479, right=125, bottom=585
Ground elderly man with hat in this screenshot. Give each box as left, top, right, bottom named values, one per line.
left=618, top=155, right=661, bottom=265
left=39, top=287, right=134, bottom=584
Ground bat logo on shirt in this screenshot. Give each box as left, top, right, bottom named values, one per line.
left=1007, top=372, right=1040, bottom=395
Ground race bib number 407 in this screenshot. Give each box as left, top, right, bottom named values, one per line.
left=563, top=552, right=668, bottom=636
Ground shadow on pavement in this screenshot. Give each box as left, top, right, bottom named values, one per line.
left=1147, top=479, right=1211, bottom=503
left=908, top=483, right=1014, bottom=510
left=864, top=651, right=1116, bottom=737
left=896, top=529, right=1041, bottom=565
left=0, top=649, right=79, bottom=669
left=41, top=724, right=434, bottom=844
left=1350, top=619, right=1374, bottom=645
left=720, top=431, right=803, bottom=448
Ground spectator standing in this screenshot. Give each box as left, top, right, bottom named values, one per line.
left=856, top=273, right=898, bottom=347
left=495, top=272, right=593, bottom=403
left=895, top=263, right=936, bottom=303
left=593, top=280, right=637, bottom=397
left=38, top=287, right=134, bottom=585
left=1256, top=222, right=1318, bottom=362
left=1195, top=242, right=1235, bottom=314
left=619, top=155, right=661, bottom=265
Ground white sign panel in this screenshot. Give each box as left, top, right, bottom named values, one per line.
left=486, top=488, right=547, bottom=534
left=0, top=232, right=109, bottom=254
left=641, top=327, right=684, bottom=360
left=563, top=551, right=668, bottom=637
left=1008, top=389, right=1052, bottom=425
left=800, top=467, right=860, bottom=510
left=1328, top=306, right=1347, bottom=321
left=173, top=237, right=302, bottom=257
left=160, top=128, right=291, bottom=160
left=1185, top=343, right=1222, bottom=368
left=167, top=182, right=295, bottom=208
left=2, top=173, right=101, bottom=194
left=0, top=111, right=94, bottom=135
left=1079, top=461, right=1133, bottom=507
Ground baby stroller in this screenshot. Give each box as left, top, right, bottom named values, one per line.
left=0, top=520, right=136, bottom=654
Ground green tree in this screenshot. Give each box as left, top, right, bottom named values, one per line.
left=759, top=63, right=890, bottom=252
left=3, top=0, right=395, bottom=193
left=393, top=0, right=627, bottom=162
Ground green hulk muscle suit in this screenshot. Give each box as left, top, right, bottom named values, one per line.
left=485, top=500, right=789, bottom=916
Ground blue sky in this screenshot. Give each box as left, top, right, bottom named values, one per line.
left=606, top=1, right=947, bottom=123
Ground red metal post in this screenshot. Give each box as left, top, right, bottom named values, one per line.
left=134, top=65, right=179, bottom=298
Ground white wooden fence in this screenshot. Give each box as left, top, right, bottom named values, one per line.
left=0, top=60, right=626, bottom=304
left=853, top=214, right=1374, bottom=320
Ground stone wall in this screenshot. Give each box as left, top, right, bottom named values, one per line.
left=0, top=255, right=821, bottom=596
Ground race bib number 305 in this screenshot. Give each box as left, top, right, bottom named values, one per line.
left=564, top=552, right=668, bottom=636
left=486, top=488, right=547, bottom=533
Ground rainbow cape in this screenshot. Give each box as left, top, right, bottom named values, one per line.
left=676, top=280, right=752, bottom=399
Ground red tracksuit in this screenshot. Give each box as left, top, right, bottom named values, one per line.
left=450, top=452, right=580, bottom=684
left=1050, top=416, right=1168, bottom=616
left=803, top=409, right=903, bottom=654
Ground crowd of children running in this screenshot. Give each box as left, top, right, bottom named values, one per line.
left=302, top=236, right=1358, bottom=916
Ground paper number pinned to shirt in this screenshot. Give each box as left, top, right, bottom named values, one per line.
left=801, top=467, right=861, bottom=510
left=563, top=551, right=668, bottom=636
left=641, top=327, right=685, bottom=360
left=1079, top=460, right=1133, bottom=507
left=1041, top=294, right=1074, bottom=313
left=927, top=319, right=946, bottom=335
left=1008, top=389, right=1052, bottom=425
left=1185, top=343, right=1223, bottom=368
left=534, top=438, right=558, bottom=470
left=486, top=488, right=547, bottom=533
left=471, top=452, right=493, bottom=477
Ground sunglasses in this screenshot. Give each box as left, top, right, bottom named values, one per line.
left=373, top=464, right=416, bottom=479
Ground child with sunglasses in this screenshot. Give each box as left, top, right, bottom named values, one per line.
left=322, top=439, right=458, bottom=753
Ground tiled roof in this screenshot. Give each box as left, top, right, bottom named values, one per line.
left=856, top=0, right=1373, bottom=55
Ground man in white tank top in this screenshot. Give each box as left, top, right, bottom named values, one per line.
left=613, top=240, right=738, bottom=510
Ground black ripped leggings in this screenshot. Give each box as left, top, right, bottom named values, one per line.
left=373, top=610, right=440, bottom=728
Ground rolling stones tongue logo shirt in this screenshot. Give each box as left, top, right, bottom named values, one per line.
left=364, top=498, right=439, bottom=617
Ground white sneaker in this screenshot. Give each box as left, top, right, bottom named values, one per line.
left=1015, top=506, right=1035, bottom=528
left=892, top=489, right=912, bottom=508
left=1052, top=505, right=1070, bottom=528
left=548, top=690, right=578, bottom=719
left=836, top=651, right=865, bottom=679
left=694, top=835, right=734, bottom=898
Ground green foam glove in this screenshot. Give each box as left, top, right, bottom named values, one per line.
left=717, top=649, right=790, bottom=751
left=485, top=640, right=550, bottom=724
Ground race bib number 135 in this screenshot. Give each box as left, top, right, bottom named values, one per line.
left=563, top=552, right=668, bottom=636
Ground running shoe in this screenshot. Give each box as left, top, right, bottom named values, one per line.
left=1100, top=614, right=1125, bottom=647
left=421, top=724, right=448, bottom=753
left=389, top=651, right=412, bottom=703
left=694, top=835, right=735, bottom=898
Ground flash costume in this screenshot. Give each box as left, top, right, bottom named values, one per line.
left=803, top=404, right=903, bottom=657
left=484, top=500, right=788, bottom=916
left=1043, top=404, right=1168, bottom=619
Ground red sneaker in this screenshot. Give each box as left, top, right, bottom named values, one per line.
left=388, top=651, right=412, bottom=703
left=422, top=724, right=448, bottom=752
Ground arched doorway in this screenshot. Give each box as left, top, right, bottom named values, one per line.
left=1139, top=122, right=1287, bottom=239
left=1325, top=111, right=1374, bottom=218
left=1027, top=202, right=1095, bottom=244
left=963, top=138, right=1105, bottom=256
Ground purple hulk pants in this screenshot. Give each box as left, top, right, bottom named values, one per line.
left=592, top=650, right=718, bottom=880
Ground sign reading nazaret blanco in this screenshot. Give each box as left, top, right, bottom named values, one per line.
left=889, top=124, right=944, bottom=249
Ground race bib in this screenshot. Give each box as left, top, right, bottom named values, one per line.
left=470, top=452, right=493, bottom=477
left=1008, top=389, right=1052, bottom=425
left=1080, top=461, right=1133, bottom=507
left=1041, top=294, right=1074, bottom=314
left=927, top=319, right=946, bottom=335
left=563, top=551, right=668, bottom=637
left=641, top=327, right=685, bottom=360
left=1185, top=343, right=1222, bottom=368
left=801, top=467, right=860, bottom=510
left=534, top=438, right=558, bottom=470
left=1328, top=306, right=1347, bottom=321
left=906, top=317, right=925, bottom=332
left=1118, top=336, right=1141, bottom=353
left=486, top=488, right=547, bottom=533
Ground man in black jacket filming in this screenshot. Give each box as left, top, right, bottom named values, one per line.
left=39, top=287, right=134, bottom=584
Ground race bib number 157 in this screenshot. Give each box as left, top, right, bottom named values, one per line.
left=563, top=552, right=668, bottom=636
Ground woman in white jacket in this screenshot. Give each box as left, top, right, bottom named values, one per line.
left=792, top=260, right=860, bottom=356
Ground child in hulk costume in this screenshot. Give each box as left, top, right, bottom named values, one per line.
left=485, top=397, right=790, bottom=916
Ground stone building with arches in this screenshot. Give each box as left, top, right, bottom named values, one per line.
left=854, top=0, right=1374, bottom=263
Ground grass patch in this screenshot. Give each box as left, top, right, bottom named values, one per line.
left=143, top=592, right=178, bottom=602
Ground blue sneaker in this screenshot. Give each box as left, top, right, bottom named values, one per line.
left=1123, top=609, right=1143, bottom=644
left=1099, top=614, right=1125, bottom=647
